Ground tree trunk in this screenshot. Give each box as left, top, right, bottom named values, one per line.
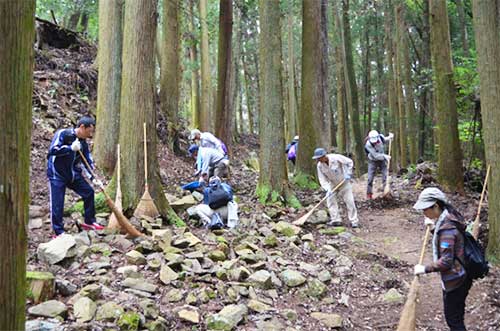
left=215, top=0, right=233, bottom=154
left=287, top=2, right=297, bottom=142
left=395, top=5, right=408, bottom=169
left=319, top=0, right=332, bottom=148
left=333, top=2, right=347, bottom=154
left=472, top=0, right=500, bottom=259
left=257, top=0, right=295, bottom=205
left=430, top=0, right=464, bottom=193
left=189, top=0, right=201, bottom=129
left=94, top=0, right=122, bottom=175
left=297, top=0, right=323, bottom=178
left=0, top=1, right=34, bottom=330
left=80, top=11, right=89, bottom=33
left=340, top=0, right=365, bottom=175
left=231, top=5, right=241, bottom=141
left=362, top=18, right=371, bottom=135
left=456, top=0, right=470, bottom=57
left=120, top=0, right=180, bottom=222
left=420, top=0, right=432, bottom=159
left=67, top=11, right=81, bottom=30
left=242, top=58, right=255, bottom=134
left=160, top=0, right=181, bottom=155
left=199, top=0, right=211, bottom=131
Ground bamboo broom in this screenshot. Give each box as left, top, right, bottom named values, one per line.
left=383, top=138, right=393, bottom=198
left=472, top=165, right=490, bottom=240
left=396, top=225, right=431, bottom=331
left=78, top=150, right=143, bottom=237
left=133, top=122, right=160, bottom=219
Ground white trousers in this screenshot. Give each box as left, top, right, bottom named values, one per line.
left=195, top=201, right=239, bottom=228
left=326, top=181, right=359, bottom=226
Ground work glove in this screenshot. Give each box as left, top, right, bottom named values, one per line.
left=344, top=174, right=351, bottom=181
left=424, top=217, right=435, bottom=228
left=71, top=139, right=81, bottom=152
left=387, top=132, right=394, bottom=141
left=92, top=178, right=104, bottom=188
left=414, top=264, right=426, bottom=275
left=192, top=169, right=201, bottom=177
left=383, top=154, right=391, bottom=162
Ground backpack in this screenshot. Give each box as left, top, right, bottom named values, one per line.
left=205, top=183, right=232, bottom=209
left=287, top=144, right=297, bottom=160
left=208, top=212, right=224, bottom=230
left=458, top=230, right=489, bottom=280
left=364, top=134, right=385, bottom=156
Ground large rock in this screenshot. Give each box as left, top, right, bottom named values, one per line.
left=78, top=284, right=101, bottom=300
left=206, top=304, right=248, bottom=330
left=37, top=234, right=76, bottom=265
left=122, top=277, right=157, bottom=293
left=309, top=210, right=329, bottom=224
left=170, top=195, right=198, bottom=211
left=310, top=312, right=343, bottom=328
left=306, top=279, right=327, bottom=298
left=95, top=302, right=124, bottom=321
left=73, top=297, right=96, bottom=323
left=172, top=232, right=201, bottom=248
left=280, top=269, right=306, bottom=287
left=247, top=299, right=271, bottom=313
left=274, top=221, right=301, bottom=237
left=177, top=307, right=200, bottom=324
left=125, top=250, right=147, bottom=265
left=28, top=300, right=67, bottom=319
left=248, top=270, right=273, bottom=289
left=159, top=265, right=179, bottom=284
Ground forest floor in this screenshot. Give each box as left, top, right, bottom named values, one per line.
left=25, top=40, right=499, bottom=331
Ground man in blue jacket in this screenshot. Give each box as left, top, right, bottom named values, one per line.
left=47, top=116, right=104, bottom=236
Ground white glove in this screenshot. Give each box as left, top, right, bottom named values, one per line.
left=383, top=154, right=391, bottom=162
left=414, top=264, right=426, bottom=275
left=92, top=178, right=103, bottom=188
left=424, top=217, right=434, bottom=227
left=71, top=139, right=81, bottom=152
left=325, top=189, right=332, bottom=198
left=387, top=132, right=394, bottom=141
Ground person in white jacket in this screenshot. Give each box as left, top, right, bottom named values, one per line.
left=189, top=129, right=226, bottom=155
left=313, top=147, right=359, bottom=228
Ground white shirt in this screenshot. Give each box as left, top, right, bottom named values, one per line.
left=200, top=132, right=225, bottom=155
left=316, top=154, right=353, bottom=191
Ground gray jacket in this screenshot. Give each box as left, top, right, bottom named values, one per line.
left=365, top=136, right=387, bottom=162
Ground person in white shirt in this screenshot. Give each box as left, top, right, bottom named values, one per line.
left=312, top=147, right=359, bottom=228
left=188, top=145, right=228, bottom=183
left=189, top=129, right=226, bottom=156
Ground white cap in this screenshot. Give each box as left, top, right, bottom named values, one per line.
left=413, top=187, right=447, bottom=210
left=293, top=135, right=299, bottom=141
left=189, top=129, right=201, bottom=140
left=368, top=130, right=379, bottom=143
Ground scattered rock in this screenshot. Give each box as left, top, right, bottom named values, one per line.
left=306, top=279, right=327, bottom=298
left=206, top=304, right=248, bottom=330
left=177, top=306, right=200, bottom=324
left=122, top=277, right=157, bottom=293
left=37, top=234, right=76, bottom=265
left=248, top=270, right=273, bottom=289
left=280, top=269, right=306, bottom=287
left=117, top=311, right=141, bottom=331
left=95, top=301, right=124, bottom=321
left=73, top=297, right=96, bottom=323
left=310, top=312, right=343, bottom=328
left=274, top=221, right=301, bottom=237
left=247, top=299, right=272, bottom=313
left=159, top=265, right=179, bottom=284
left=170, top=195, right=198, bottom=211
left=25, top=319, right=61, bottom=331
left=381, top=288, right=404, bottom=304
left=28, top=300, right=67, bottom=319
left=26, top=271, right=55, bottom=304
left=29, top=218, right=44, bottom=230
left=125, top=250, right=147, bottom=265
left=209, top=250, right=227, bottom=262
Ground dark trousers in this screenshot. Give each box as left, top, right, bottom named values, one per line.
left=443, top=278, right=473, bottom=331
left=367, top=160, right=387, bottom=194
left=49, top=176, right=95, bottom=235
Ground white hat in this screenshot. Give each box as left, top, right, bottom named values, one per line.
left=368, top=130, right=379, bottom=143
left=189, top=129, right=201, bottom=140
left=413, top=187, right=447, bottom=210
left=293, top=135, right=299, bottom=141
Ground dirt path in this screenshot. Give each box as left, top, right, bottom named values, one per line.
left=351, top=177, right=491, bottom=331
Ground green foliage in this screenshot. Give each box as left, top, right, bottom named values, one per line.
left=292, top=172, right=319, bottom=190
left=118, top=312, right=140, bottom=331
left=65, top=191, right=110, bottom=216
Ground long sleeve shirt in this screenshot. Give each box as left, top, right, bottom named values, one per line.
left=316, top=154, right=353, bottom=191
left=197, top=147, right=226, bottom=176
left=364, top=135, right=387, bottom=162
left=200, top=132, right=225, bottom=155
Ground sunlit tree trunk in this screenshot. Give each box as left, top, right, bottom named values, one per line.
left=430, top=0, right=464, bottom=193
left=199, top=0, right=211, bottom=131
left=333, top=2, right=347, bottom=153
left=319, top=0, right=332, bottom=148
left=0, top=1, right=34, bottom=329
left=472, top=0, right=500, bottom=259
left=94, top=0, right=122, bottom=174
left=395, top=4, right=408, bottom=169
left=287, top=2, right=297, bottom=141
left=189, top=0, right=201, bottom=128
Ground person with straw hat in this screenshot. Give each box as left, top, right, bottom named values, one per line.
left=364, top=130, right=393, bottom=199
left=47, top=116, right=105, bottom=237
left=413, top=187, right=472, bottom=331
left=313, top=147, right=359, bottom=228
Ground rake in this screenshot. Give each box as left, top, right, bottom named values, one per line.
left=133, top=122, right=160, bottom=219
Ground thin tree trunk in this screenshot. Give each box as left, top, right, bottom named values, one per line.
left=0, top=1, right=34, bottom=329
left=287, top=2, right=297, bottom=141
left=231, top=4, right=241, bottom=141
left=395, top=5, right=408, bottom=169
left=456, top=0, right=470, bottom=57
left=189, top=0, right=201, bottom=129
left=430, top=0, right=464, bottom=193
left=160, top=0, right=181, bottom=155
left=362, top=18, right=371, bottom=135
left=320, top=0, right=332, bottom=148
left=199, top=0, right=211, bottom=131
left=80, top=11, right=89, bottom=33
left=215, top=0, right=233, bottom=153
left=94, top=0, right=122, bottom=174
left=472, top=0, right=500, bottom=258
left=333, top=2, right=347, bottom=153
left=420, top=0, right=432, bottom=159
left=120, top=0, right=180, bottom=221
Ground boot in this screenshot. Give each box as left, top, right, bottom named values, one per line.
left=367, top=193, right=373, bottom=200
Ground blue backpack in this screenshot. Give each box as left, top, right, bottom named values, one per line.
left=205, top=182, right=233, bottom=209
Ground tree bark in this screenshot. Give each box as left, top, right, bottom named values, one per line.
left=287, top=2, right=298, bottom=141
left=189, top=0, right=201, bottom=129
left=456, top=0, right=470, bottom=57
left=215, top=0, right=233, bottom=153
left=333, top=1, right=347, bottom=154
left=120, top=0, right=180, bottom=221
left=320, top=0, right=332, bottom=148
left=94, top=0, right=122, bottom=174
left=160, top=0, right=181, bottom=155
left=199, top=0, right=211, bottom=131
left=472, top=0, right=500, bottom=259
left=395, top=4, right=408, bottom=169
left=430, top=0, right=464, bottom=193
left=257, top=0, right=295, bottom=205
left=0, top=1, right=35, bottom=330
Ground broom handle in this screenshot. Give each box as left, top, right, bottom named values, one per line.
left=310, top=179, right=346, bottom=212
left=78, top=150, right=111, bottom=201
left=472, top=164, right=490, bottom=239
left=143, top=122, right=148, bottom=187
left=386, top=138, right=392, bottom=175
left=418, top=225, right=432, bottom=265
left=116, top=144, right=121, bottom=194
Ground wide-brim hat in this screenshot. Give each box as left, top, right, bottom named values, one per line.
left=312, top=147, right=327, bottom=160
left=413, top=187, right=447, bottom=210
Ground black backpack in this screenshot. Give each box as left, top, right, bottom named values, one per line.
left=458, top=230, right=489, bottom=280
left=205, top=183, right=232, bottom=209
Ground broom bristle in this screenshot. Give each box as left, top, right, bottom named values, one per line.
left=104, top=196, right=142, bottom=237
left=134, top=189, right=160, bottom=219
left=396, top=277, right=420, bottom=331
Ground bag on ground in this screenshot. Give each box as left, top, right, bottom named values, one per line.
left=206, top=183, right=232, bottom=209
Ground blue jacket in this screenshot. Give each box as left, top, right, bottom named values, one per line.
left=47, top=128, right=94, bottom=182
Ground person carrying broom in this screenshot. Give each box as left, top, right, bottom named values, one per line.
left=364, top=130, right=393, bottom=199
left=313, top=147, right=359, bottom=228
left=47, top=116, right=104, bottom=237
left=413, top=187, right=472, bottom=331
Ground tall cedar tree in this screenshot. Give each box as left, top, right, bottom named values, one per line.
left=333, top=2, right=347, bottom=153
left=296, top=0, right=323, bottom=178
left=472, top=0, right=500, bottom=259
left=286, top=1, right=297, bottom=141
left=257, top=0, right=293, bottom=204
left=119, top=0, right=180, bottom=222
left=199, top=0, right=211, bottom=131
left=0, top=1, right=35, bottom=329
left=94, top=0, right=122, bottom=174
left=161, top=0, right=181, bottom=155
left=429, top=0, right=464, bottom=193
left=189, top=0, right=201, bottom=128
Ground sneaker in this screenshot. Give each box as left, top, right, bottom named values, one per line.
left=81, top=222, right=105, bottom=231
left=351, top=222, right=359, bottom=228
left=366, top=193, right=373, bottom=200
left=327, top=220, right=343, bottom=227
left=52, top=233, right=64, bottom=239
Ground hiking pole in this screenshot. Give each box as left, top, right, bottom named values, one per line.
left=396, top=225, right=431, bottom=331
left=293, top=179, right=345, bottom=226
left=472, top=164, right=490, bottom=240
left=77, top=150, right=143, bottom=237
